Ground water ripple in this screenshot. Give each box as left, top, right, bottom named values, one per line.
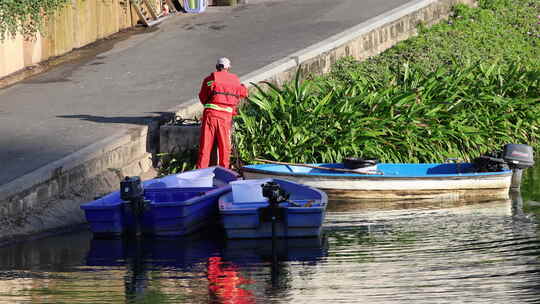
left=1, top=197, right=540, bottom=303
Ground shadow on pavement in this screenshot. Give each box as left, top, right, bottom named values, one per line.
left=57, top=112, right=173, bottom=125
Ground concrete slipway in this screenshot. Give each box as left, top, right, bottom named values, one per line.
left=0, top=0, right=475, bottom=244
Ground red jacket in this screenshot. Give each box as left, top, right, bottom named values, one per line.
left=199, top=70, right=248, bottom=115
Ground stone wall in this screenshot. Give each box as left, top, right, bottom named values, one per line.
left=0, top=127, right=154, bottom=245
left=160, top=124, right=201, bottom=154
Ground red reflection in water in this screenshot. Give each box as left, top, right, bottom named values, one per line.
left=207, top=256, right=256, bottom=304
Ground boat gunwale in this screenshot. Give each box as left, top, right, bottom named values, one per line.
left=219, top=193, right=327, bottom=213
left=242, top=164, right=513, bottom=180
left=81, top=166, right=238, bottom=210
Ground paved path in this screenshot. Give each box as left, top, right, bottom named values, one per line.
left=0, top=0, right=412, bottom=185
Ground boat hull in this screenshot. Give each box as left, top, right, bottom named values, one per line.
left=141, top=186, right=231, bottom=237
left=82, top=191, right=126, bottom=237
left=242, top=163, right=513, bottom=202
left=221, top=206, right=325, bottom=239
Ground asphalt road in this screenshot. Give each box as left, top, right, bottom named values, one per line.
left=0, top=0, right=412, bottom=185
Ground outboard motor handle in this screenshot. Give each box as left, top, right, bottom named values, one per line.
left=262, top=181, right=290, bottom=206
left=477, top=155, right=506, bottom=163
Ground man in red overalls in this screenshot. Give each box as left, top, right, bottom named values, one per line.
left=197, top=57, right=248, bottom=169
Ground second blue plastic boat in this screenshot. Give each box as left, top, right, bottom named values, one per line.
left=219, top=178, right=328, bottom=239
left=80, top=166, right=239, bottom=237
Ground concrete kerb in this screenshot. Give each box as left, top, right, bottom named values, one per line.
left=0, top=130, right=134, bottom=200
left=240, top=0, right=475, bottom=86
left=240, top=57, right=298, bottom=86
left=289, top=0, right=436, bottom=64
left=0, top=0, right=475, bottom=243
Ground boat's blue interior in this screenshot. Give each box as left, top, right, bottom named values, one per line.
left=213, top=167, right=240, bottom=184
left=144, top=166, right=238, bottom=189
left=244, top=163, right=511, bottom=177
left=274, top=178, right=324, bottom=200
left=82, top=167, right=238, bottom=209
left=282, top=199, right=324, bottom=208
left=144, top=188, right=214, bottom=204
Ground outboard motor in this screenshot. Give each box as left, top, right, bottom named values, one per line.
left=260, top=181, right=290, bottom=223
left=120, top=176, right=148, bottom=236
left=120, top=176, right=144, bottom=202
left=501, top=144, right=534, bottom=170
left=262, top=181, right=290, bottom=206
left=474, top=144, right=534, bottom=190
left=502, top=144, right=534, bottom=190
left=260, top=182, right=289, bottom=231
left=260, top=181, right=290, bottom=266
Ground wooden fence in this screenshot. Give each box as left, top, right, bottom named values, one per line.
left=0, top=0, right=142, bottom=79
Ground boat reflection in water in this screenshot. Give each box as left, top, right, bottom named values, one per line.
left=210, top=236, right=328, bottom=303
left=323, top=193, right=522, bottom=244
left=327, top=197, right=515, bottom=214
left=86, top=230, right=328, bottom=303
left=86, top=231, right=225, bottom=303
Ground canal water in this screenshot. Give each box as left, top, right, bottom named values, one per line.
left=1, top=168, right=540, bottom=303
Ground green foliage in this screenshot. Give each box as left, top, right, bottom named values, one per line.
left=234, top=0, right=540, bottom=164
left=235, top=62, right=540, bottom=164
left=355, top=0, right=540, bottom=76
left=156, top=148, right=198, bottom=177
left=0, top=0, right=71, bottom=41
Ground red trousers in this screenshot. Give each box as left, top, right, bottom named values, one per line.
left=197, top=109, right=233, bottom=169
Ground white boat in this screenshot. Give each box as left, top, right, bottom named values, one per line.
left=242, top=144, right=534, bottom=202
left=242, top=163, right=512, bottom=201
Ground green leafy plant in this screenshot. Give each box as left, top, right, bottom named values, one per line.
left=156, top=147, right=198, bottom=177
left=0, top=0, right=71, bottom=41
left=235, top=62, right=540, bottom=165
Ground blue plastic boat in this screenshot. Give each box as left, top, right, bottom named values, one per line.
left=80, top=166, right=238, bottom=237
left=219, top=178, right=328, bottom=239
